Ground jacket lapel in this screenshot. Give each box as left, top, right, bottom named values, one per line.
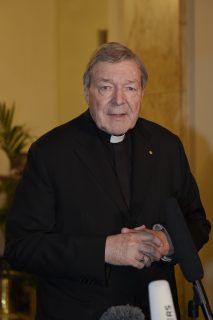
left=71, top=112, right=156, bottom=216
left=72, top=112, right=128, bottom=213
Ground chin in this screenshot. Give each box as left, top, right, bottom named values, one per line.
left=107, top=127, right=129, bottom=136
left=101, top=120, right=134, bottom=135
left=112, top=124, right=135, bottom=135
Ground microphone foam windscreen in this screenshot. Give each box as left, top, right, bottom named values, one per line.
left=99, top=305, right=145, bottom=320
left=164, top=198, right=203, bottom=282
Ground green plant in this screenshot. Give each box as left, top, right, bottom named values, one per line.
left=0, top=102, right=35, bottom=317
left=0, top=102, right=32, bottom=228
left=0, top=102, right=31, bottom=167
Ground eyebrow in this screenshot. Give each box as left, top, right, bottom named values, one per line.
left=97, top=78, right=138, bottom=84
left=97, top=78, right=113, bottom=83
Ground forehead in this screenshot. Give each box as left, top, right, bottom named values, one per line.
left=91, top=60, right=141, bottom=82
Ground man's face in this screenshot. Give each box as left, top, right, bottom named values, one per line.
left=84, top=60, right=144, bottom=135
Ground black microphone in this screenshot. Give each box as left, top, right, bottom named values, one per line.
left=99, top=305, right=145, bottom=320
left=164, top=197, right=203, bottom=282
left=164, top=197, right=213, bottom=320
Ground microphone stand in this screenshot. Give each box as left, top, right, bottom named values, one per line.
left=188, top=292, right=199, bottom=319
left=188, top=280, right=213, bottom=320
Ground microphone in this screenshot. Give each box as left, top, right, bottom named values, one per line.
left=148, top=280, right=177, bottom=320
left=164, top=198, right=213, bottom=320
left=164, top=197, right=203, bottom=282
left=99, top=305, right=145, bottom=320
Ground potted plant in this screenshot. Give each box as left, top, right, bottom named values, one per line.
left=0, top=102, right=34, bottom=319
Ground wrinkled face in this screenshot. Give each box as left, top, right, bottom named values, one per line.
left=84, top=60, right=144, bottom=135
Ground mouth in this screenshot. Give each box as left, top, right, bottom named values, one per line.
left=109, top=114, right=127, bottom=122
left=108, top=113, right=127, bottom=118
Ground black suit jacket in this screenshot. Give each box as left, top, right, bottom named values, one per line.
left=4, top=111, right=211, bottom=319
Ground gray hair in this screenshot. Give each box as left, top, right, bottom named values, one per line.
left=99, top=305, right=145, bottom=320
left=83, top=42, right=148, bottom=89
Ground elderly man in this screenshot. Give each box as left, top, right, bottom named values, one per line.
left=4, top=42, right=211, bottom=320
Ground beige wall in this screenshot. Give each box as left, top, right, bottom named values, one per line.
left=0, top=0, right=59, bottom=254
left=58, top=0, right=107, bottom=124
left=0, top=0, right=58, bottom=141
left=108, top=0, right=183, bottom=139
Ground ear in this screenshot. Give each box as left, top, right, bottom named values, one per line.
left=140, top=89, right=145, bottom=103
left=84, top=87, right=90, bottom=104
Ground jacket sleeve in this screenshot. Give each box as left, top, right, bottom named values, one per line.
left=4, top=142, right=107, bottom=285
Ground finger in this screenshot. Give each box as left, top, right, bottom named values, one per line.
left=143, top=229, right=167, bottom=245
left=134, top=225, right=146, bottom=231
left=123, top=229, right=162, bottom=248
left=139, top=243, right=162, bottom=261
left=134, top=253, right=151, bottom=269
left=121, top=227, right=132, bottom=234
left=143, top=255, right=152, bottom=267
left=137, top=231, right=162, bottom=247
left=121, top=228, right=162, bottom=248
left=144, top=229, right=170, bottom=255
left=121, top=225, right=146, bottom=234
left=133, top=259, right=146, bottom=270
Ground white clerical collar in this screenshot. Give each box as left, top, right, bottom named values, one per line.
left=110, top=134, right=125, bottom=143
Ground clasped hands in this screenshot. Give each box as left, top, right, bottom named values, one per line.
left=105, top=225, right=171, bottom=269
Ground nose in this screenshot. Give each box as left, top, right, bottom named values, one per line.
left=112, top=87, right=125, bottom=105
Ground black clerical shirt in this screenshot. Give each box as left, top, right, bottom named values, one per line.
left=97, top=129, right=132, bottom=208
